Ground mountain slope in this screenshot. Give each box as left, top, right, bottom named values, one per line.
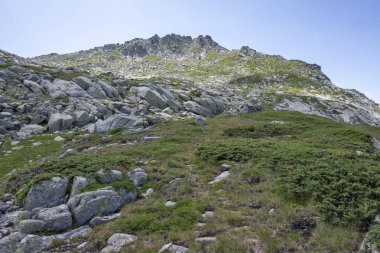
left=1, top=111, right=380, bottom=252
left=30, top=34, right=380, bottom=126
left=1, top=34, right=380, bottom=253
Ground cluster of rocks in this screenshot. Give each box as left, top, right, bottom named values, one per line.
left=0, top=168, right=149, bottom=253
left=0, top=62, right=265, bottom=141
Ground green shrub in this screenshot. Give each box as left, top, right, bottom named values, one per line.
left=118, top=199, right=205, bottom=235
left=196, top=139, right=277, bottom=162
left=369, top=224, right=380, bottom=249
left=224, top=122, right=302, bottom=138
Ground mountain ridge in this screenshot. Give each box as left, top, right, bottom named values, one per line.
left=1, top=34, right=380, bottom=253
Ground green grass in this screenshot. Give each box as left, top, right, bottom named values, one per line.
left=116, top=199, right=205, bottom=235
left=3, top=111, right=380, bottom=252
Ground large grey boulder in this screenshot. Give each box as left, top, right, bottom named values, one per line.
left=87, top=83, right=107, bottom=99
left=34, top=204, right=72, bottom=232
left=23, top=177, right=69, bottom=210
left=48, top=113, right=73, bottom=132
left=183, top=101, right=213, bottom=117
left=136, top=87, right=168, bottom=109
left=98, top=80, right=119, bottom=99
left=95, top=114, right=146, bottom=132
left=18, top=219, right=46, bottom=234
left=196, top=95, right=226, bottom=115
left=18, top=234, right=54, bottom=253
left=73, top=110, right=94, bottom=127
left=67, top=186, right=136, bottom=226
left=53, top=80, right=88, bottom=97
left=158, top=87, right=183, bottom=111
left=72, top=76, right=93, bottom=90
left=41, top=79, right=87, bottom=98
left=41, top=80, right=65, bottom=99
left=17, top=124, right=45, bottom=137
left=23, top=80, right=44, bottom=93
left=0, top=232, right=25, bottom=253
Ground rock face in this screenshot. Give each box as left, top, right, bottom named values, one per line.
left=95, top=114, right=147, bottom=132
left=67, top=186, right=136, bottom=226
left=23, top=177, right=69, bottom=210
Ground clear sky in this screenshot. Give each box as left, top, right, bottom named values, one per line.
left=1, top=0, right=379, bottom=102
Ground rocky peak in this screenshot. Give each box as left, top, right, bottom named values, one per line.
left=118, top=34, right=226, bottom=58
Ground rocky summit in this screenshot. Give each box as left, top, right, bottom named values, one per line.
left=0, top=34, right=380, bottom=252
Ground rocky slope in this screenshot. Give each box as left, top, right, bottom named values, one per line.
left=1, top=34, right=380, bottom=253
left=0, top=34, right=380, bottom=144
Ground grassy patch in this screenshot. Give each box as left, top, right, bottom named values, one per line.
left=116, top=199, right=205, bottom=235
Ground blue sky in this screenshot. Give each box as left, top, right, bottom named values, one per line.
left=1, top=0, right=379, bottom=102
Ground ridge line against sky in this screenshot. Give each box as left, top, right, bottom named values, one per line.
left=0, top=0, right=379, bottom=102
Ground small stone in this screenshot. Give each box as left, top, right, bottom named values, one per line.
left=101, top=233, right=137, bottom=253
left=248, top=202, right=261, bottom=209
left=54, top=136, right=65, bottom=142
left=142, top=136, right=162, bottom=142
left=58, top=149, right=74, bottom=159
left=208, top=171, right=230, bottom=184
left=89, top=213, right=121, bottom=227
left=271, top=120, right=285, bottom=124
left=142, top=188, right=154, bottom=198
left=128, top=168, right=148, bottom=186
left=77, top=242, right=88, bottom=250
left=195, top=237, right=217, bottom=243
left=195, top=116, right=207, bottom=126
left=268, top=208, right=276, bottom=215
left=220, top=164, right=232, bottom=171
left=165, top=201, right=176, bottom=207
left=159, top=242, right=189, bottom=253
left=202, top=211, right=215, bottom=219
